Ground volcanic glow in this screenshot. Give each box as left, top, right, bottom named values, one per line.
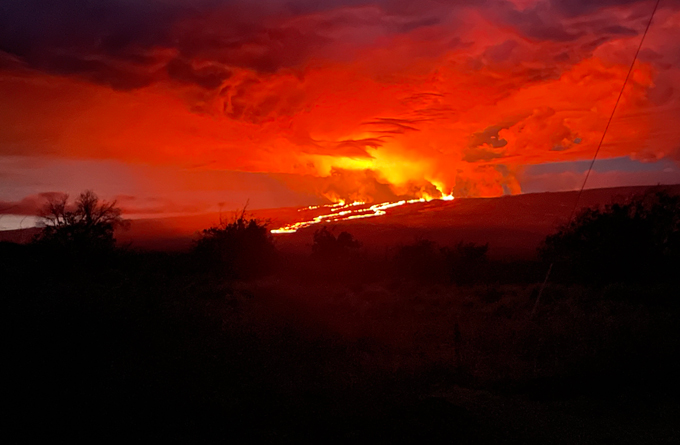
left=2, top=1, right=680, bottom=228
left=271, top=193, right=455, bottom=234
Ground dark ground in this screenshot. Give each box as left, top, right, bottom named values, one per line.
left=3, top=241, right=680, bottom=444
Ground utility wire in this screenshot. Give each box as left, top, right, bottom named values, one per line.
left=567, top=0, right=662, bottom=223
left=531, top=0, right=662, bottom=318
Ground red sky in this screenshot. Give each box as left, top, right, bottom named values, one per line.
left=2, top=0, right=680, bottom=227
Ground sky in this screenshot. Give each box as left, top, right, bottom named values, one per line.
left=2, top=0, right=680, bottom=228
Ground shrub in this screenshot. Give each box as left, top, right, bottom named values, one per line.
left=193, top=210, right=277, bottom=279
left=540, top=188, right=680, bottom=285
left=311, top=226, right=361, bottom=260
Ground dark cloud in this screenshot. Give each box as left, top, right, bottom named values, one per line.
left=173, top=19, right=331, bottom=73
left=483, top=40, right=520, bottom=63
left=550, top=0, right=645, bottom=17
left=363, top=118, right=422, bottom=134
left=1, top=0, right=660, bottom=92
left=0, top=192, right=66, bottom=216
left=489, top=0, right=660, bottom=49
left=0, top=0, right=469, bottom=91
left=492, top=3, right=583, bottom=42
left=463, top=147, right=505, bottom=163
left=113, top=195, right=209, bottom=215
left=0, top=0, right=327, bottom=89
left=43, top=54, right=157, bottom=90
left=0, top=0, right=189, bottom=88
left=470, top=125, right=509, bottom=149
left=391, top=16, right=442, bottom=33
left=221, top=76, right=306, bottom=123
left=166, top=58, right=231, bottom=90
left=601, top=25, right=639, bottom=36
left=334, top=138, right=383, bottom=157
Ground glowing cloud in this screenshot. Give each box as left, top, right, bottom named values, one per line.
left=1, top=0, right=680, bottom=219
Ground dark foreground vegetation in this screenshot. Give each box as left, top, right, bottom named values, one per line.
left=4, top=189, right=680, bottom=443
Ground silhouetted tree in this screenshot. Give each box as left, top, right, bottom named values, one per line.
left=193, top=209, right=277, bottom=279
left=34, top=190, right=128, bottom=250
left=540, top=189, right=680, bottom=284
left=311, top=227, right=361, bottom=260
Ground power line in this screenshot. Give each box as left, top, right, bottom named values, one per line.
left=567, top=0, right=662, bottom=222
left=531, top=0, right=662, bottom=318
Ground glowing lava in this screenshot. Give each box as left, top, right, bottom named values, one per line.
left=271, top=193, right=454, bottom=234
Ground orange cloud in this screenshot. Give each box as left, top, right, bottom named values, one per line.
left=1, top=0, right=680, bottom=213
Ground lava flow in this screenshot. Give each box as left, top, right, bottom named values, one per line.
left=271, top=194, right=454, bottom=234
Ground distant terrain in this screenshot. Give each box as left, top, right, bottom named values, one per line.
left=4, top=185, right=679, bottom=256
left=62, top=184, right=680, bottom=255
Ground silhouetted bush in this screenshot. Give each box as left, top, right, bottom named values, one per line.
left=193, top=210, right=277, bottom=279
left=311, top=226, right=361, bottom=260
left=33, top=190, right=128, bottom=252
left=540, top=189, right=680, bottom=285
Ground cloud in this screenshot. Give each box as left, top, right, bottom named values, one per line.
left=112, top=195, right=211, bottom=215
left=166, top=58, right=232, bottom=90
left=0, top=192, right=65, bottom=216
left=272, top=167, right=447, bottom=203
left=1, top=0, right=680, bottom=210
